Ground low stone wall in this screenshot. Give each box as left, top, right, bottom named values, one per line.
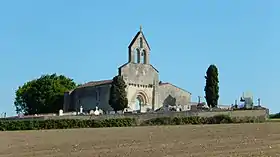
left=2, top=109, right=268, bottom=122
left=42, top=109, right=269, bottom=123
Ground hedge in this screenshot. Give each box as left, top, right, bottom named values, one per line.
left=0, top=115, right=266, bottom=131
left=141, top=115, right=265, bottom=126
left=269, top=112, right=280, bottom=119
left=0, top=118, right=137, bottom=131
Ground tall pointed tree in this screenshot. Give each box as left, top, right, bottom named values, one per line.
left=109, top=75, right=128, bottom=112
left=204, top=64, right=219, bottom=108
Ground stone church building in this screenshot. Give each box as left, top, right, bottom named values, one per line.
left=63, top=27, right=191, bottom=113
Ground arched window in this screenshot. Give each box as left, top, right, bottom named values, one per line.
left=134, top=48, right=140, bottom=63
left=134, top=41, right=147, bottom=64
left=140, top=50, right=146, bottom=64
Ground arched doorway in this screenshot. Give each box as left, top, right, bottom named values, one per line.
left=134, top=92, right=147, bottom=112
left=135, top=96, right=142, bottom=111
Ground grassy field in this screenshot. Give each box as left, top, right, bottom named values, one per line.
left=0, top=123, right=279, bottom=157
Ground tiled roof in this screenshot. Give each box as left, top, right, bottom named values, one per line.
left=159, top=82, right=191, bottom=94
left=159, top=82, right=169, bottom=85
left=76, top=79, right=112, bottom=89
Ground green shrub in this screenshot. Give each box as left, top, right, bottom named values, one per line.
left=0, top=115, right=266, bottom=131
left=0, top=118, right=137, bottom=131
left=270, top=112, right=280, bottom=119
left=212, top=114, right=233, bottom=124
left=140, top=114, right=265, bottom=126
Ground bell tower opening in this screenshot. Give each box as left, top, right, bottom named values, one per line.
left=134, top=49, right=139, bottom=63
left=142, top=50, right=147, bottom=64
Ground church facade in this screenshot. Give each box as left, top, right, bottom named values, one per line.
left=63, top=28, right=192, bottom=113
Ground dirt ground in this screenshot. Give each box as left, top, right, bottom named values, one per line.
left=0, top=123, right=279, bottom=157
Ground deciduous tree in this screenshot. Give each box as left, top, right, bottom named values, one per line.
left=14, top=74, right=77, bottom=115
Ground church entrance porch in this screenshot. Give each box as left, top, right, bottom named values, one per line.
left=131, top=91, right=152, bottom=113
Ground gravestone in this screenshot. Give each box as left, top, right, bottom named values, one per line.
left=59, top=109, right=63, bottom=116
left=80, top=106, right=83, bottom=113
left=89, top=110, right=94, bottom=115
left=94, top=106, right=100, bottom=116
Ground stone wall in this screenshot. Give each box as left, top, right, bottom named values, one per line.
left=119, top=63, right=159, bottom=85
left=66, top=84, right=113, bottom=112
left=119, top=62, right=160, bottom=110
left=42, top=109, right=269, bottom=123
left=3, top=109, right=269, bottom=122
left=158, top=83, right=191, bottom=110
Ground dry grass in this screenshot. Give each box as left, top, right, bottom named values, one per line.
left=0, top=123, right=280, bottom=157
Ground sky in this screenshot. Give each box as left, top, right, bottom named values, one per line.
left=0, top=0, right=279, bottom=116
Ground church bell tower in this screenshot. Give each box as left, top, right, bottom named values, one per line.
left=128, top=26, right=151, bottom=64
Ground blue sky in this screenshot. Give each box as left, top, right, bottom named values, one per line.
left=0, top=0, right=279, bottom=116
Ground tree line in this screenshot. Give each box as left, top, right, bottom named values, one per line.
left=14, top=65, right=219, bottom=115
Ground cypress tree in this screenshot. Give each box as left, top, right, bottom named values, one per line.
left=204, top=64, right=219, bottom=108
left=109, top=75, right=128, bottom=112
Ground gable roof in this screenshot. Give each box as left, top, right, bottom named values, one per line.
left=159, top=82, right=192, bottom=95
left=76, top=79, right=112, bottom=89
left=118, top=62, right=159, bottom=73
left=128, top=31, right=151, bottom=50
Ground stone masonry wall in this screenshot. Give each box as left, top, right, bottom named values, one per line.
left=158, top=83, right=191, bottom=109
left=42, top=109, right=269, bottom=124
left=67, top=84, right=112, bottom=112
left=119, top=62, right=160, bottom=110
left=119, top=63, right=159, bottom=85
